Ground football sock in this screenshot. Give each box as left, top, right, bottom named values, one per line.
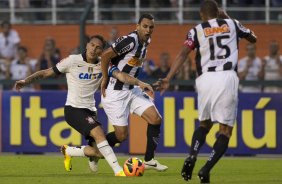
left=97, top=140, right=123, bottom=174
left=190, top=126, right=209, bottom=157
left=202, top=134, right=230, bottom=173
left=66, top=146, right=86, bottom=157
left=145, top=124, right=161, bottom=162
left=106, top=132, right=121, bottom=147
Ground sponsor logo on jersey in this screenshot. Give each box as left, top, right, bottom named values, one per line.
left=88, top=67, right=93, bottom=73
left=204, top=24, right=230, bottom=37
left=128, top=57, right=143, bottom=67
left=119, top=43, right=134, bottom=55
left=79, top=73, right=101, bottom=80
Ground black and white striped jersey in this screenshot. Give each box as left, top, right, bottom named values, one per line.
left=106, top=31, right=150, bottom=90
left=184, top=18, right=253, bottom=76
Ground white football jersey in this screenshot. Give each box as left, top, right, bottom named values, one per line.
left=185, top=18, right=253, bottom=76
left=54, top=53, right=102, bottom=111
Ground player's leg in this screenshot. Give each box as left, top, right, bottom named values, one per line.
left=62, top=106, right=99, bottom=172
left=197, top=71, right=238, bottom=183
left=63, top=106, right=124, bottom=176
left=89, top=125, right=125, bottom=176
left=141, top=106, right=163, bottom=165
left=181, top=120, right=213, bottom=181
left=106, top=125, right=128, bottom=146
left=87, top=140, right=100, bottom=172
left=130, top=88, right=167, bottom=171
left=101, top=90, right=130, bottom=147
left=61, top=145, right=102, bottom=158
left=198, top=124, right=233, bottom=183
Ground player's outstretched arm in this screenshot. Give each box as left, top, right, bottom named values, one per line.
left=159, top=46, right=191, bottom=95
left=112, top=70, right=154, bottom=93
left=14, top=67, right=56, bottom=91
left=217, top=8, right=257, bottom=43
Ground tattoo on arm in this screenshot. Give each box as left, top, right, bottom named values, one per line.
left=25, top=72, right=45, bottom=85
left=25, top=68, right=55, bottom=85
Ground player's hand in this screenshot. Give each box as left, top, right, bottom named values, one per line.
left=14, top=80, right=26, bottom=91
left=156, top=78, right=170, bottom=95
left=101, top=78, right=107, bottom=97
left=138, top=81, right=154, bottom=94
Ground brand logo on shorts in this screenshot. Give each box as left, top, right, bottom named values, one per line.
left=86, top=116, right=95, bottom=124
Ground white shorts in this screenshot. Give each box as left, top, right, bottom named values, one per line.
left=195, top=71, right=239, bottom=127
left=101, top=87, right=155, bottom=126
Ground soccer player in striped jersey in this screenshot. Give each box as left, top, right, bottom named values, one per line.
left=14, top=35, right=153, bottom=176
left=100, top=13, right=168, bottom=171
left=157, top=0, right=257, bottom=183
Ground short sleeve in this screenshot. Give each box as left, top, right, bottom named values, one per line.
left=55, top=56, right=72, bottom=74
left=183, top=29, right=196, bottom=50
left=111, top=36, right=135, bottom=55
left=233, top=19, right=252, bottom=39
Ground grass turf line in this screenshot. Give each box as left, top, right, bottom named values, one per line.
left=0, top=155, right=281, bottom=184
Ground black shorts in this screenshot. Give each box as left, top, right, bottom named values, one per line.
left=64, top=105, right=101, bottom=139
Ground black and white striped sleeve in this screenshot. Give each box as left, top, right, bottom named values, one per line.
left=111, top=36, right=135, bottom=55
left=233, top=19, right=252, bottom=39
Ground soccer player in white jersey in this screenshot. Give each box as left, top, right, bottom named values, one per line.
left=100, top=13, right=168, bottom=171
left=14, top=35, right=153, bottom=177
left=157, top=0, right=257, bottom=183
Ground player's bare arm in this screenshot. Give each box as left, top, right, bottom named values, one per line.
left=14, top=67, right=56, bottom=91
left=100, top=47, right=118, bottom=97
left=217, top=10, right=257, bottom=44
left=158, top=46, right=191, bottom=94
left=112, top=70, right=153, bottom=93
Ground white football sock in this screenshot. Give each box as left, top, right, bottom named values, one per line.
left=66, top=146, right=86, bottom=157
left=97, top=140, right=123, bottom=174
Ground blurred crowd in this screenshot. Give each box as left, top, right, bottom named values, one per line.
left=1, top=0, right=282, bottom=23
left=1, top=20, right=282, bottom=93
left=1, top=0, right=281, bottom=8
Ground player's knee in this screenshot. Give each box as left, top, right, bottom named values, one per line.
left=150, top=114, right=162, bottom=125
left=200, top=120, right=213, bottom=131
left=219, top=129, right=232, bottom=138
left=115, top=131, right=128, bottom=142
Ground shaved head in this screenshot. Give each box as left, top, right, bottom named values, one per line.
left=200, top=0, right=219, bottom=19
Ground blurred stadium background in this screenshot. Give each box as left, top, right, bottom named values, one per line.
left=0, top=0, right=282, bottom=183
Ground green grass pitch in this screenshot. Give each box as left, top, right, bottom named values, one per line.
left=0, top=155, right=281, bottom=184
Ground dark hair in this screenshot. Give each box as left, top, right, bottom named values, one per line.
left=1, top=20, right=11, bottom=28
left=138, top=13, right=154, bottom=24
left=89, top=35, right=106, bottom=49
left=200, top=0, right=219, bottom=18
left=18, top=46, right=28, bottom=53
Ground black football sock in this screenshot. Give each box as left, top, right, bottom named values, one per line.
left=190, top=126, right=209, bottom=157
left=145, top=124, right=161, bottom=162
left=106, top=131, right=121, bottom=147
left=202, top=134, right=230, bottom=173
